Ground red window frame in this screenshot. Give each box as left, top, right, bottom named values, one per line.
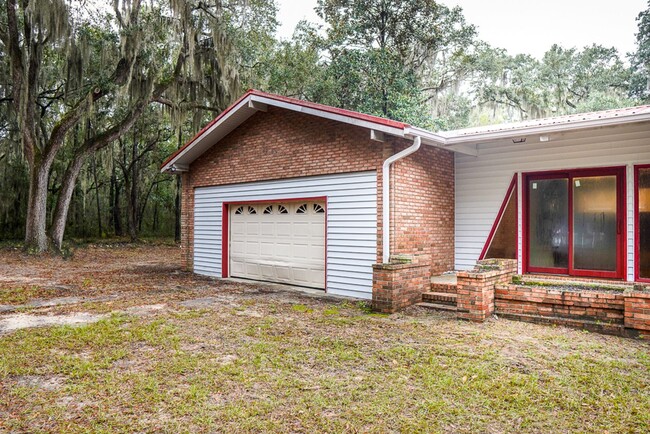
left=522, top=166, right=626, bottom=279
left=635, top=164, right=650, bottom=283
left=479, top=174, right=518, bottom=261
left=221, top=196, right=328, bottom=288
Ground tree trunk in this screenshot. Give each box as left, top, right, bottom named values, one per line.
left=175, top=176, right=181, bottom=243
left=126, top=177, right=138, bottom=242
left=113, top=178, right=123, bottom=236
left=24, top=160, right=50, bottom=252
left=174, top=130, right=182, bottom=243
left=109, top=166, right=124, bottom=236
left=49, top=152, right=88, bottom=251
left=126, top=130, right=139, bottom=242
left=91, top=156, right=103, bottom=236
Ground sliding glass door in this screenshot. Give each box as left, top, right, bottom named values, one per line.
left=525, top=167, right=625, bottom=279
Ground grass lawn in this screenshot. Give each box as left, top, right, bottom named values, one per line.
left=0, top=244, right=648, bottom=433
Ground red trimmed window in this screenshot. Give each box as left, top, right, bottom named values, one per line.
left=480, top=175, right=518, bottom=260
left=635, top=165, right=650, bottom=282
left=523, top=167, right=626, bottom=279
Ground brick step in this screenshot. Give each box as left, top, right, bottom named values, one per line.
left=422, top=291, right=457, bottom=305
left=430, top=283, right=458, bottom=294
left=416, top=302, right=457, bottom=312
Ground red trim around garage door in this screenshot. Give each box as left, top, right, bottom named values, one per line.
left=221, top=196, right=329, bottom=290
left=635, top=164, right=650, bottom=283
left=479, top=174, right=518, bottom=261
left=522, top=166, right=626, bottom=279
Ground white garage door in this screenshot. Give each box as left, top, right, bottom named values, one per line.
left=229, top=201, right=326, bottom=289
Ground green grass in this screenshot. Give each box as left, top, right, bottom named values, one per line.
left=0, top=286, right=650, bottom=433
left=1, top=298, right=649, bottom=434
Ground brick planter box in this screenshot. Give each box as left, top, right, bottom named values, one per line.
left=372, top=262, right=430, bottom=313
left=495, top=284, right=626, bottom=335
left=492, top=285, right=650, bottom=339
left=456, top=259, right=517, bottom=322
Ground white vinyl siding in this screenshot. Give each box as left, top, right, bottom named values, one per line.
left=455, top=123, right=650, bottom=282
left=193, top=171, right=377, bottom=299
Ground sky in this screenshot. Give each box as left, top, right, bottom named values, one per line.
left=275, top=0, right=647, bottom=59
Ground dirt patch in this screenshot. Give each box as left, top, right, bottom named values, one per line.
left=179, top=295, right=240, bottom=309
left=0, top=312, right=108, bottom=333
left=0, top=295, right=120, bottom=313
left=123, top=304, right=167, bottom=316
left=13, top=375, right=65, bottom=391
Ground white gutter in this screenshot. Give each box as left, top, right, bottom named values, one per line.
left=382, top=136, right=421, bottom=264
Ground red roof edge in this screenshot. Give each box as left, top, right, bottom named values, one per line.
left=160, top=89, right=409, bottom=170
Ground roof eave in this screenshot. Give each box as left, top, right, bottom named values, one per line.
left=443, top=112, right=650, bottom=146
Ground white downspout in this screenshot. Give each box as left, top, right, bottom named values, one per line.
left=382, top=136, right=422, bottom=263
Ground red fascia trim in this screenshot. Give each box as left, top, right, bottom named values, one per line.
left=222, top=202, right=229, bottom=278
left=220, top=196, right=329, bottom=288
left=522, top=166, right=626, bottom=280
left=249, top=90, right=408, bottom=129
left=324, top=196, right=329, bottom=291
left=635, top=164, right=650, bottom=283
left=224, top=196, right=327, bottom=206
left=161, top=89, right=410, bottom=170
left=479, top=174, right=518, bottom=260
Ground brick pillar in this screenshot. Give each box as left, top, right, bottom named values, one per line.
left=372, top=262, right=430, bottom=313
left=624, top=292, right=650, bottom=340
left=456, top=259, right=517, bottom=322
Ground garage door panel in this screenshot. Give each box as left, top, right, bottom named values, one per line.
left=230, top=241, right=245, bottom=254
left=292, top=222, right=313, bottom=237
left=229, top=201, right=326, bottom=289
left=231, top=222, right=245, bottom=235
left=276, top=222, right=292, bottom=236
left=260, top=222, right=275, bottom=235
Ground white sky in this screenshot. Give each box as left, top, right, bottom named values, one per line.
left=276, top=0, right=647, bottom=59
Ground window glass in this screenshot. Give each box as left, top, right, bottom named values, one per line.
left=573, top=176, right=617, bottom=271
left=639, top=168, right=650, bottom=279
left=528, top=178, right=569, bottom=269
left=485, top=188, right=517, bottom=260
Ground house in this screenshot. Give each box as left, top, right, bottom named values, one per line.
left=162, top=90, right=650, bottom=336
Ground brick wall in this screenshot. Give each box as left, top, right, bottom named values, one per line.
left=179, top=106, right=455, bottom=286
left=372, top=262, right=430, bottom=313
left=624, top=292, right=650, bottom=339
left=392, top=143, right=455, bottom=274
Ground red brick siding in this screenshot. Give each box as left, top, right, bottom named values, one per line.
left=180, top=106, right=455, bottom=284
left=391, top=144, right=455, bottom=275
